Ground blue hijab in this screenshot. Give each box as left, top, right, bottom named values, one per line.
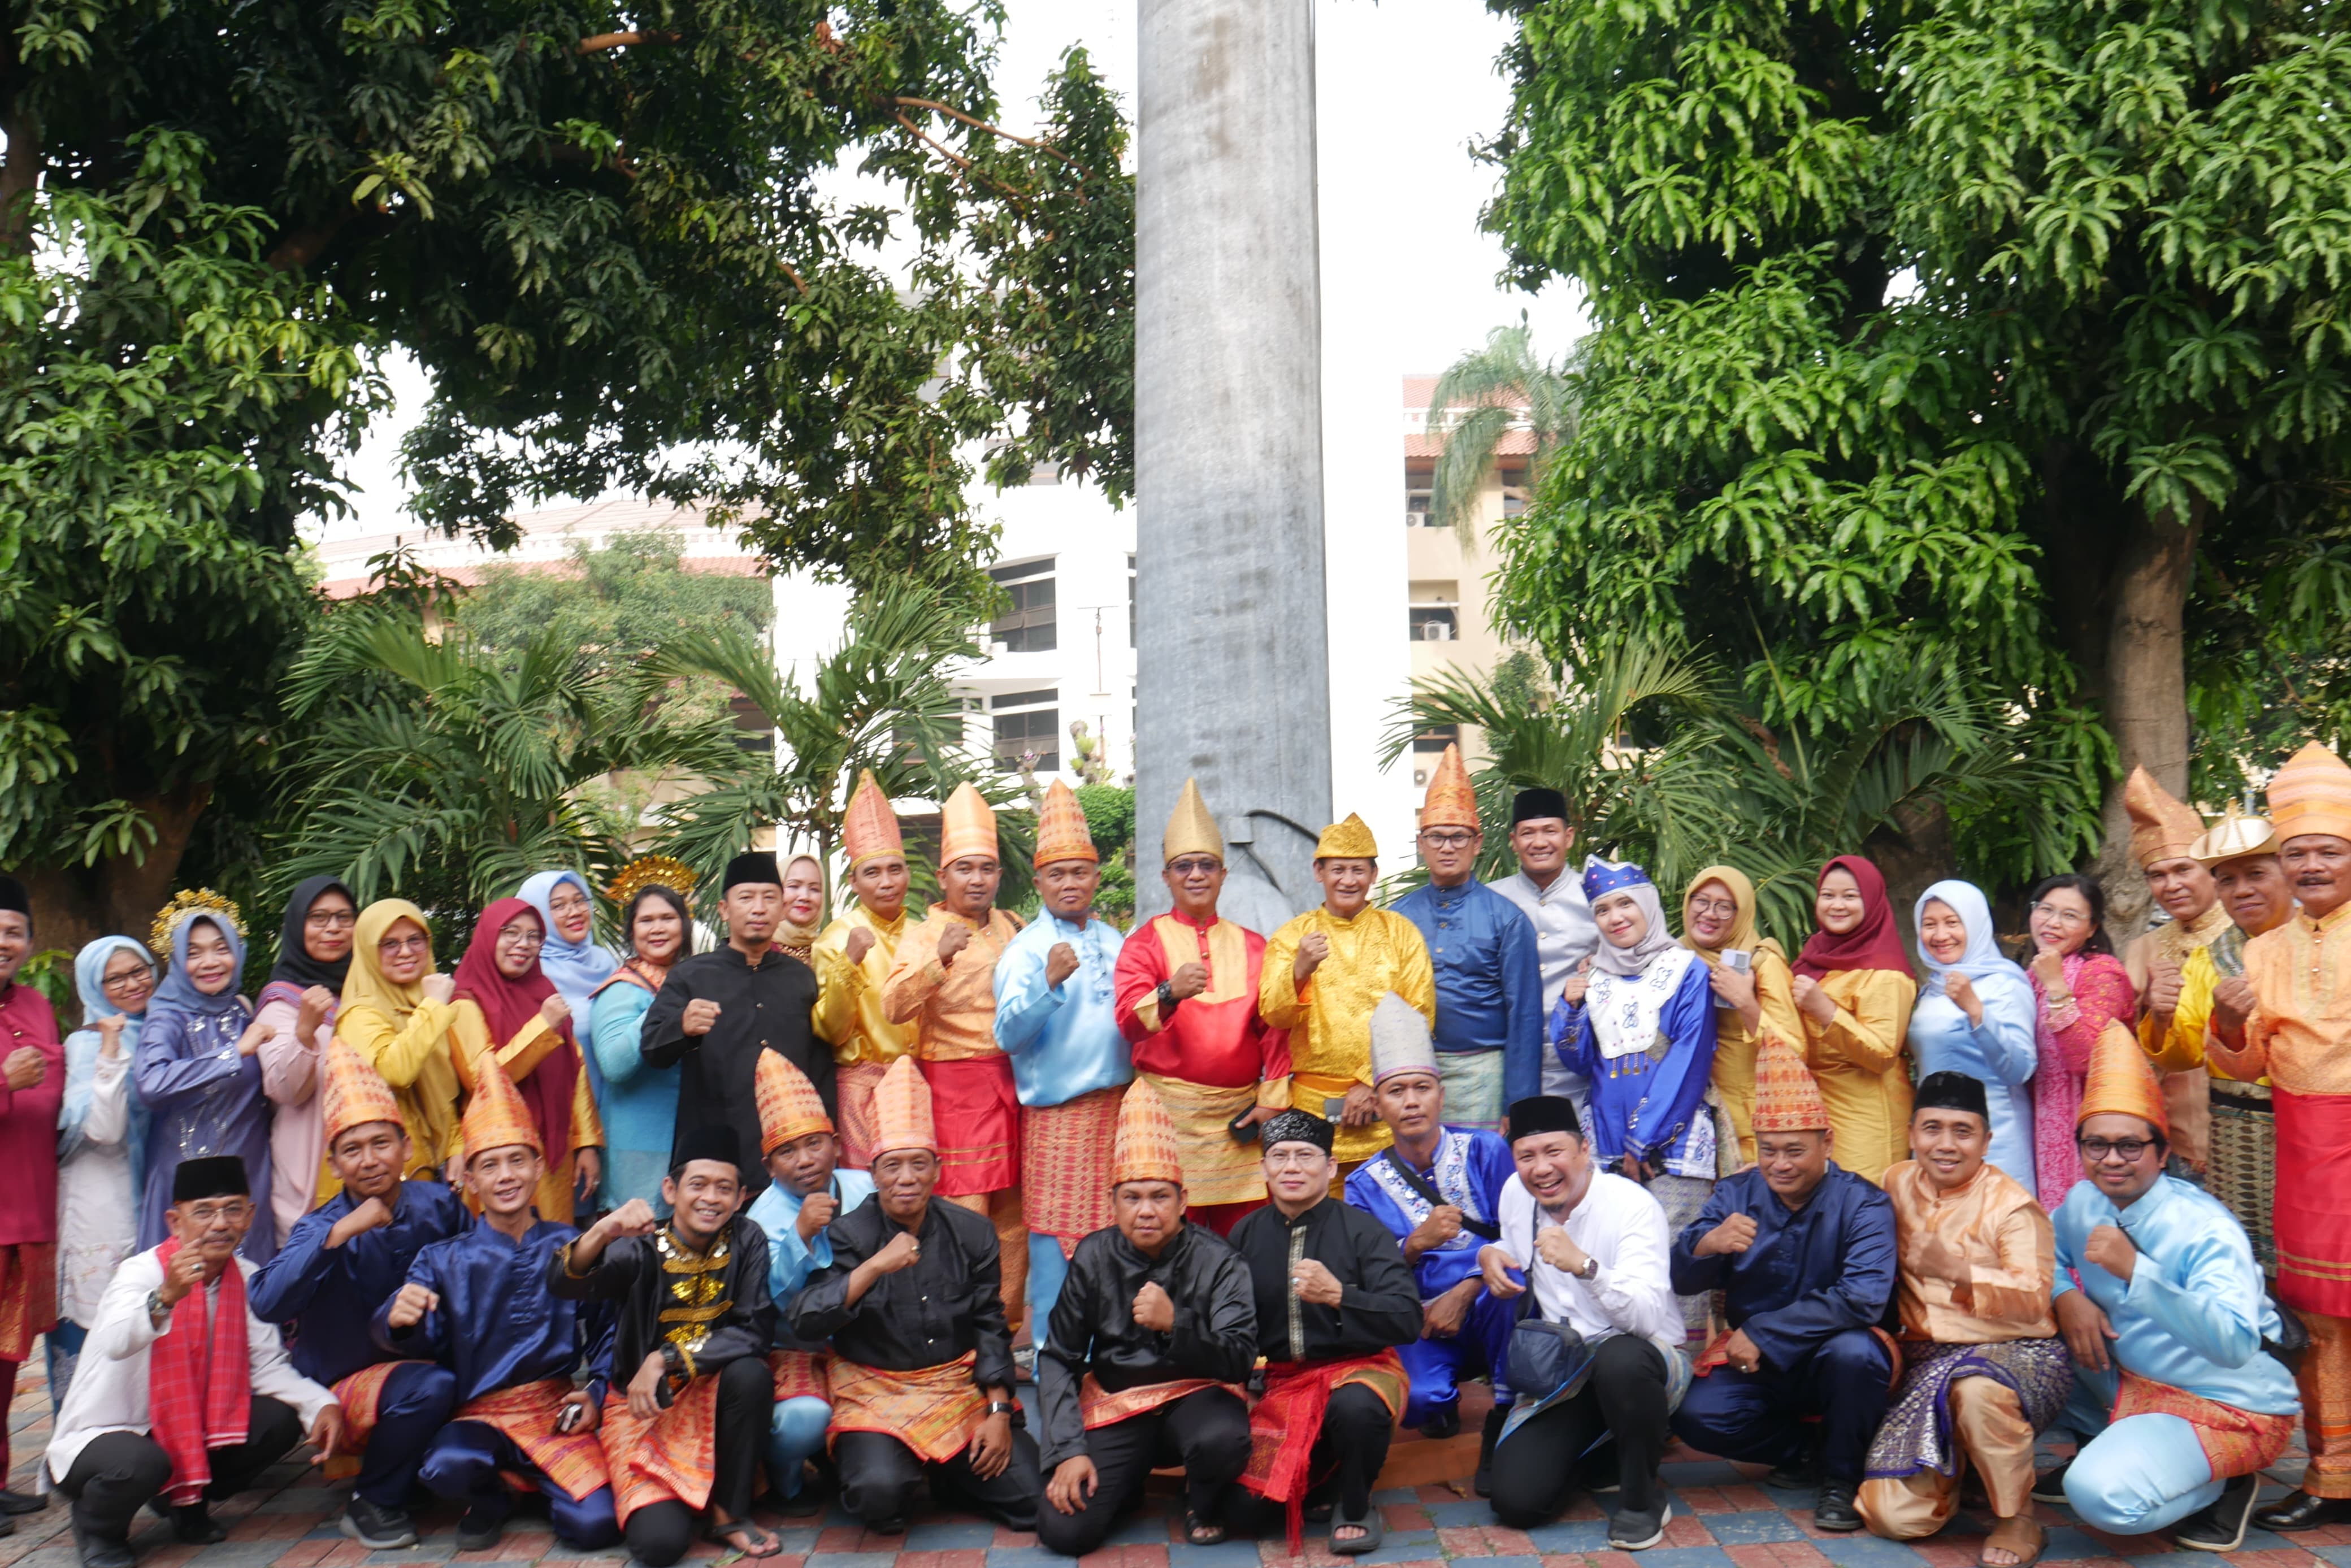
left=149, top=913, right=250, bottom=1027
left=518, top=870, right=617, bottom=1004
left=61, top=936, right=155, bottom=1171
left=1913, top=879, right=2033, bottom=993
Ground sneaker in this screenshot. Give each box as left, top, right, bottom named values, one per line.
left=2175, top=1475, right=2261, bottom=1553
left=1814, top=1480, right=1862, bottom=1532
left=2030, top=1459, right=2072, bottom=1505
left=339, top=1496, right=418, bottom=1550
left=455, top=1502, right=507, bottom=1553
left=1608, top=1502, right=1672, bottom=1550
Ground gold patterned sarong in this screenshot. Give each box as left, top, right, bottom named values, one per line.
left=461, top=1377, right=611, bottom=1502
left=2114, top=1370, right=2296, bottom=1479
left=320, top=1359, right=437, bottom=1482
left=826, top=1351, right=984, bottom=1464
left=1022, top=1086, right=1125, bottom=1246
left=600, top=1372, right=722, bottom=1524
left=1142, top=1075, right=1265, bottom=1207
left=1078, top=1374, right=1244, bottom=1430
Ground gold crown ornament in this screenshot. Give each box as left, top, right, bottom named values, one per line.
left=606, top=855, right=699, bottom=906
left=149, top=889, right=245, bottom=957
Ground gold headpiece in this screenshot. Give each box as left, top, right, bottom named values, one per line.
left=1314, top=814, right=1378, bottom=861
left=2190, top=802, right=2279, bottom=867
left=606, top=855, right=698, bottom=906
left=150, top=889, right=244, bottom=957
left=1163, top=778, right=1225, bottom=865
left=2123, top=766, right=2206, bottom=868
left=2268, top=742, right=2351, bottom=845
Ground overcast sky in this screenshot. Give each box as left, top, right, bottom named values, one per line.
left=318, top=0, right=1587, bottom=541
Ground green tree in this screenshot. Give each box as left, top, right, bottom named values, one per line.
left=1477, top=0, right=2351, bottom=913
left=1, top=0, right=1131, bottom=941
left=1075, top=781, right=1135, bottom=926
left=1424, top=324, right=1577, bottom=548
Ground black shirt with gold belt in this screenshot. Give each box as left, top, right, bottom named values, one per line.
left=548, top=1216, right=774, bottom=1392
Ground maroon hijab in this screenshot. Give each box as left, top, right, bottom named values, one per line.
left=1790, top=855, right=1914, bottom=979
left=452, top=897, right=580, bottom=1165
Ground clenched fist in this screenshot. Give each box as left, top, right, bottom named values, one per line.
left=385, top=1283, right=440, bottom=1330
left=796, top=1191, right=839, bottom=1243
left=1132, top=1281, right=1175, bottom=1333
left=938, top=923, right=973, bottom=965
left=681, top=998, right=722, bottom=1036
left=845, top=927, right=877, bottom=967
left=1695, top=1212, right=1758, bottom=1257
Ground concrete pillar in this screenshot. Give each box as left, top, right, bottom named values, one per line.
left=1132, top=0, right=1332, bottom=932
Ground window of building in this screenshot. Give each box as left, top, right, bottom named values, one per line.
left=1502, top=491, right=1529, bottom=517
left=1406, top=489, right=1434, bottom=527
left=1412, top=723, right=1460, bottom=754
left=1410, top=605, right=1460, bottom=641
left=991, top=689, right=1060, bottom=773
left=988, top=558, right=1057, bottom=652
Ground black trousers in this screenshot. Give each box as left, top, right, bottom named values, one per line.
left=57, top=1396, right=305, bottom=1543
left=1669, top=1327, right=1892, bottom=1484
left=835, top=1426, right=1043, bottom=1532
left=1300, top=1383, right=1395, bottom=1525
left=1035, top=1386, right=1250, bottom=1557
left=619, top=1354, right=775, bottom=1568
left=1489, top=1335, right=1670, bottom=1527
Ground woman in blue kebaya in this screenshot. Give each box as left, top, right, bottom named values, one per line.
left=1907, top=880, right=2038, bottom=1192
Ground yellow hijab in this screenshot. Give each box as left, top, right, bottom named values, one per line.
left=342, top=898, right=436, bottom=1018
left=1678, top=865, right=1785, bottom=970
left=329, top=898, right=461, bottom=1183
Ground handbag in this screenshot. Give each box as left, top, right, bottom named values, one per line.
left=1380, top=1147, right=1500, bottom=1241
left=1503, top=1207, right=1597, bottom=1402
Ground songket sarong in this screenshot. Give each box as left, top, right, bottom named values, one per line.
left=2273, top=1089, right=2351, bottom=1317
left=1022, top=1085, right=1124, bottom=1249
left=922, top=1058, right=1020, bottom=1197
left=826, top=1350, right=985, bottom=1464
left=0, top=1241, right=57, bottom=1360
left=462, top=1376, right=611, bottom=1502
left=598, top=1371, right=731, bottom=1524
left=1864, top=1339, right=2072, bottom=1484
left=1243, top=1352, right=1406, bottom=1550
left=320, top=1358, right=437, bottom=1482
left=836, top=1062, right=890, bottom=1170
left=2113, top=1370, right=2296, bottom=1479
left=1142, top=1074, right=1266, bottom=1208
left=1078, top=1372, right=1246, bottom=1431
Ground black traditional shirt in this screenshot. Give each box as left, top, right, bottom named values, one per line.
left=788, top=1194, right=1013, bottom=1391
left=547, top=1216, right=773, bottom=1394
left=1229, top=1196, right=1422, bottom=1364
left=640, top=944, right=829, bottom=1198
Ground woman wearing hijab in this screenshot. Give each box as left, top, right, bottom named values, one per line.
left=254, top=876, right=358, bottom=1246
left=448, top=897, right=605, bottom=1222
left=1678, top=866, right=1806, bottom=1170
left=1789, top=857, right=1918, bottom=1185
left=591, top=861, right=696, bottom=1213
left=776, top=854, right=825, bottom=965
left=134, top=897, right=276, bottom=1261
left=1907, top=881, right=2039, bottom=1192
left=1554, top=855, right=1720, bottom=1336
left=2023, top=872, right=2136, bottom=1210
left=50, top=937, right=155, bottom=1405
left=332, top=900, right=461, bottom=1193
left=517, top=868, right=616, bottom=1059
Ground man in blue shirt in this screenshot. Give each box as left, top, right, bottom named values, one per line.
left=1390, top=746, right=1543, bottom=1130
left=248, top=1044, right=470, bottom=1551
left=1668, top=1036, right=1896, bottom=1533
left=1344, top=994, right=1517, bottom=1476
left=996, top=780, right=1133, bottom=1333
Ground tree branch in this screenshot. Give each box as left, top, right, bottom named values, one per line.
left=268, top=212, right=351, bottom=271
left=892, top=97, right=1081, bottom=171
left=578, top=30, right=679, bottom=55
left=1, top=97, right=41, bottom=257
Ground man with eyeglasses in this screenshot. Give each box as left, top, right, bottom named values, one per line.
left=45, top=1157, right=344, bottom=1568
left=0, top=873, right=65, bottom=1521
left=2209, top=741, right=2351, bottom=1531
left=2036, top=1026, right=2298, bottom=1552
left=1113, top=779, right=1292, bottom=1235
left=1486, top=787, right=1598, bottom=1117
left=1391, top=745, right=1542, bottom=1132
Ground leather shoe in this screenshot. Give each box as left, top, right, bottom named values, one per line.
left=0, top=1490, right=47, bottom=1515
left=170, top=1504, right=225, bottom=1544
left=71, top=1521, right=137, bottom=1568
left=1813, top=1480, right=1862, bottom=1532
left=1419, top=1404, right=1462, bottom=1441
left=2030, top=1460, right=2072, bottom=1505
left=2253, top=1490, right=2351, bottom=1532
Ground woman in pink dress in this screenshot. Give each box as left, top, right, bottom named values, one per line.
left=2025, top=872, right=2136, bottom=1209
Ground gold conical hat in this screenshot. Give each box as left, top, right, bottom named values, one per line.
left=843, top=770, right=905, bottom=870
left=1420, top=744, right=1480, bottom=831
left=1750, top=1032, right=1832, bottom=1133
left=871, top=1054, right=936, bottom=1157
left=1033, top=780, right=1098, bottom=868
left=456, top=1050, right=541, bottom=1165
left=2079, top=1020, right=2169, bottom=1136
left=940, top=782, right=999, bottom=866
left=1163, top=778, right=1224, bottom=865
left=1314, top=813, right=1378, bottom=860
left=756, top=1048, right=834, bottom=1153
left=1109, top=1078, right=1184, bottom=1187
left=2124, top=766, right=2205, bottom=867
left=2268, top=742, right=2351, bottom=844
left=321, top=1040, right=404, bottom=1148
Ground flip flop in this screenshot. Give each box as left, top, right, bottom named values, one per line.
left=708, top=1519, right=783, bottom=1558
left=1330, top=1509, right=1385, bottom=1557
left=1185, top=1511, right=1228, bottom=1547
left=1980, top=1515, right=2045, bottom=1568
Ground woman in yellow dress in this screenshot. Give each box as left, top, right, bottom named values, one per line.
left=1788, top=857, right=1918, bottom=1184
left=1679, top=865, right=1806, bottom=1170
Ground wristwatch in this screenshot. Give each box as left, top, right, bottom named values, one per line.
left=984, top=1400, right=1017, bottom=1417
left=1573, top=1256, right=1600, bottom=1282
left=1155, top=980, right=1181, bottom=1015
left=147, top=1288, right=171, bottom=1325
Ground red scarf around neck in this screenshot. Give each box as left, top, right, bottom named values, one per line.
left=148, top=1239, right=252, bottom=1504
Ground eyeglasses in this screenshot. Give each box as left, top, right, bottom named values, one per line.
left=1169, top=857, right=1221, bottom=876
left=2032, top=902, right=2092, bottom=929
left=101, top=967, right=153, bottom=991
left=2079, top=1136, right=2157, bottom=1163
left=497, top=926, right=546, bottom=949
left=1688, top=898, right=1738, bottom=919
left=1264, top=1147, right=1329, bottom=1169
left=1419, top=831, right=1477, bottom=850
left=378, top=935, right=431, bottom=955
left=304, top=910, right=358, bottom=930
left=181, top=1198, right=251, bottom=1225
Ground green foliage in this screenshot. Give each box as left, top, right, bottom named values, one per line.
left=16, top=950, right=77, bottom=1019
left=1075, top=783, right=1135, bottom=927
left=1424, top=325, right=1578, bottom=548
left=1477, top=0, right=2351, bottom=815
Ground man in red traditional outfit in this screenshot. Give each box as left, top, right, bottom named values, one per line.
left=2210, top=741, right=2351, bottom=1531
left=1114, top=779, right=1291, bottom=1235
left=0, top=874, right=64, bottom=1519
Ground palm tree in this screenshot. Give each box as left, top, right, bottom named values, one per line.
left=644, top=578, right=1035, bottom=912
left=1424, top=323, right=1578, bottom=548
left=272, top=603, right=747, bottom=952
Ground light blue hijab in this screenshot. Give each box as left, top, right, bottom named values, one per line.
left=517, top=870, right=617, bottom=1004
left=60, top=936, right=154, bottom=1172
left=1913, top=880, right=2032, bottom=991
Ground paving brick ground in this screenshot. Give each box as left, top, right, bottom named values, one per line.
left=9, top=1361, right=2345, bottom=1568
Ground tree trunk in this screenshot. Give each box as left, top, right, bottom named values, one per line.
left=2093, top=498, right=2202, bottom=942
left=19, top=785, right=215, bottom=1006
left=1864, top=794, right=1955, bottom=950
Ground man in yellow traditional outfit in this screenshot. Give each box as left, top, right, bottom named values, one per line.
left=2210, top=742, right=2351, bottom=1532
left=813, top=770, right=915, bottom=1169
left=2121, top=767, right=2226, bottom=1176
left=880, top=783, right=1030, bottom=1332
left=790, top=1056, right=1040, bottom=1535
left=1260, top=815, right=1436, bottom=1172
left=1113, top=779, right=1291, bottom=1235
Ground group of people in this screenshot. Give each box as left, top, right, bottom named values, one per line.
left=0, top=735, right=2341, bottom=1568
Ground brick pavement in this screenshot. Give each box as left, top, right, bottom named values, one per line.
left=10, top=1361, right=2349, bottom=1568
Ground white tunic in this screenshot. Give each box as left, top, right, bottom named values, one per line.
left=1493, top=1170, right=1681, bottom=1350
left=56, top=1051, right=138, bottom=1326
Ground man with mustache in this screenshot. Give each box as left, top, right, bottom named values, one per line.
left=2120, top=768, right=2224, bottom=1176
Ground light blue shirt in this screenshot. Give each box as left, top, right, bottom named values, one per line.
left=2052, top=1175, right=2300, bottom=1415
left=992, top=911, right=1132, bottom=1108
left=748, top=1166, right=879, bottom=1306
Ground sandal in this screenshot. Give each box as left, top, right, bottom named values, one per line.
left=708, top=1519, right=783, bottom=1558
left=1185, top=1511, right=1228, bottom=1547
left=1330, top=1509, right=1385, bottom=1557
left=1980, top=1515, right=2045, bottom=1568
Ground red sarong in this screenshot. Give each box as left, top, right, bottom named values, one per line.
left=2114, top=1370, right=2297, bottom=1478
left=2273, top=1089, right=2351, bottom=1317
left=1022, top=1087, right=1125, bottom=1248
left=0, top=1243, right=58, bottom=1361
left=826, top=1351, right=985, bottom=1464
left=923, top=1057, right=1020, bottom=1196
left=1079, top=1375, right=1244, bottom=1431
left=1242, top=1352, right=1406, bottom=1551
left=322, top=1359, right=436, bottom=1482
left=838, top=1062, right=890, bottom=1170
left=770, top=1348, right=830, bottom=1403
left=459, top=1377, right=610, bottom=1502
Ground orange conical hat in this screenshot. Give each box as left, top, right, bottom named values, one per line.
left=940, top=782, right=999, bottom=866
left=2124, top=766, right=2205, bottom=868
left=1750, top=1032, right=1832, bottom=1133
left=756, top=1048, right=834, bottom=1153
left=2268, top=742, right=2351, bottom=845
left=457, top=1050, right=541, bottom=1165
left=320, top=1040, right=404, bottom=1148
left=2079, top=1020, right=2170, bottom=1135
left=870, top=1054, right=936, bottom=1158
left=1033, top=779, right=1098, bottom=869
left=1421, top=743, right=1480, bottom=832
left=843, top=770, right=905, bottom=870
left=1109, top=1078, right=1183, bottom=1188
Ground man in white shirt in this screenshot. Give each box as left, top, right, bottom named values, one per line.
left=1476, top=1096, right=1680, bottom=1549
left=45, top=1157, right=341, bottom=1568
left=1484, top=790, right=1597, bottom=1113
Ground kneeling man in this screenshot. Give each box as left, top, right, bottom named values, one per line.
left=1230, top=1110, right=1421, bottom=1556
left=790, top=1056, right=1042, bottom=1534
left=1670, top=1036, right=1895, bottom=1531
left=1858, top=1073, right=2068, bottom=1566
left=1037, top=1080, right=1257, bottom=1555
left=46, top=1157, right=343, bottom=1568
left=2046, top=1029, right=2298, bottom=1552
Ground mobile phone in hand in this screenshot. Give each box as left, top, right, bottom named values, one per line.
left=1227, top=1108, right=1261, bottom=1145
left=1723, top=949, right=1752, bottom=973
